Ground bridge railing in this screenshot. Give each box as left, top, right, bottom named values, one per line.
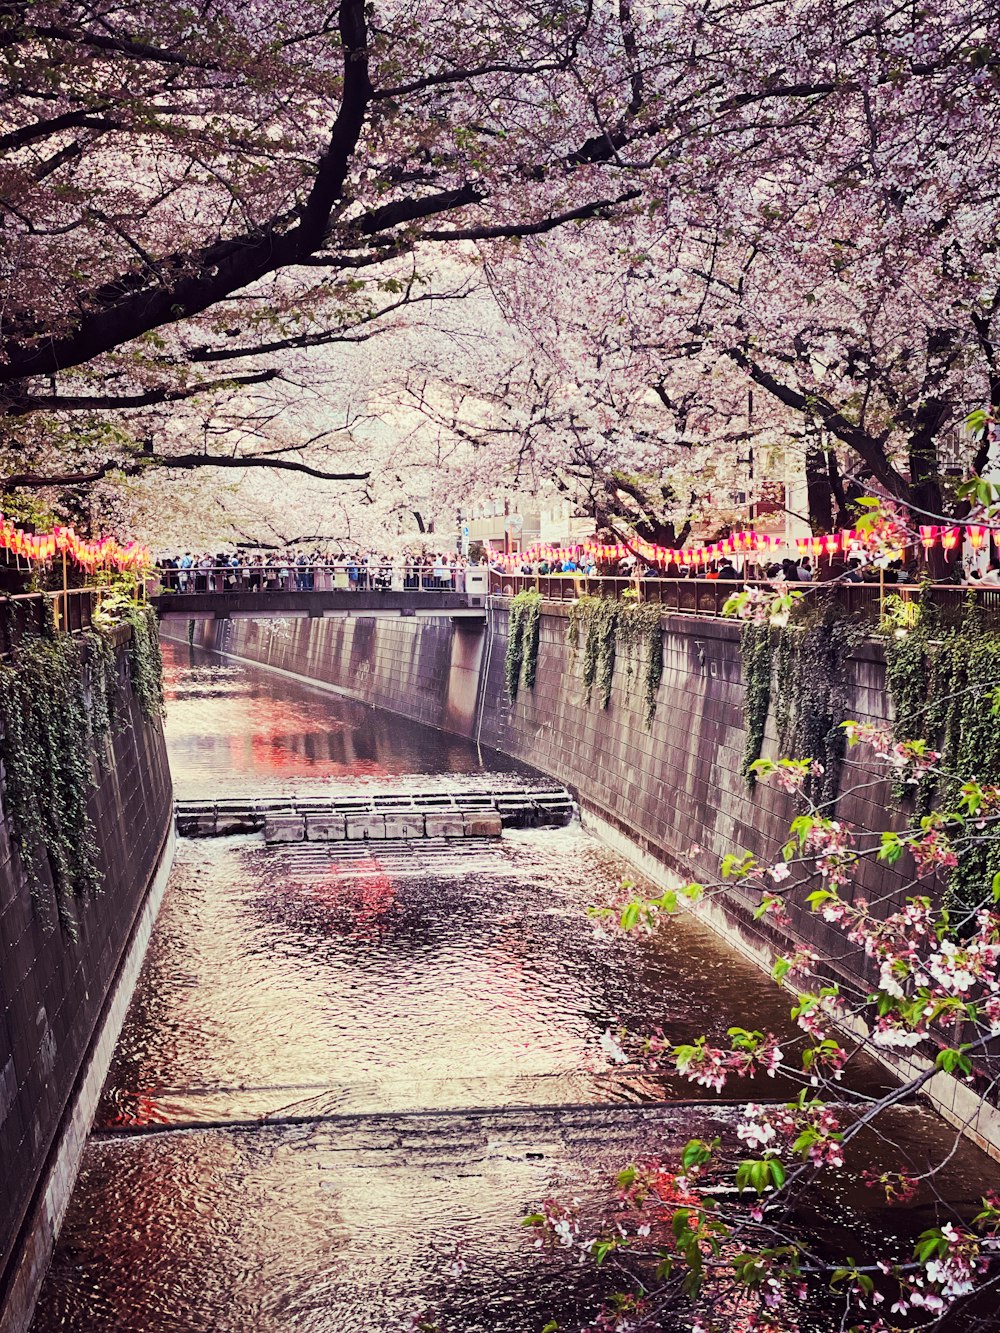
left=487, top=571, right=1000, bottom=629
left=154, top=563, right=476, bottom=594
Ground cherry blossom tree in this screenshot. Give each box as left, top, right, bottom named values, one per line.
left=455, top=0, right=1000, bottom=535
left=4, top=0, right=996, bottom=520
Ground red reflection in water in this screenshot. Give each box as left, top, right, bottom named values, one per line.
left=299, top=857, right=397, bottom=939
left=107, top=1088, right=171, bottom=1128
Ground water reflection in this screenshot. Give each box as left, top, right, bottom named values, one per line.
left=32, top=1103, right=995, bottom=1333
left=161, top=639, right=531, bottom=799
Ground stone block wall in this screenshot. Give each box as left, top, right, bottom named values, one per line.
left=189, top=613, right=483, bottom=733
left=0, top=635, right=173, bottom=1326
left=474, top=605, right=917, bottom=968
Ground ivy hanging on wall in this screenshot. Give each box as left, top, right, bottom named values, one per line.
left=0, top=623, right=103, bottom=922
left=505, top=589, right=542, bottom=701
left=737, top=609, right=862, bottom=803
left=884, top=612, right=1000, bottom=916
left=0, top=596, right=165, bottom=926
left=774, top=612, right=863, bottom=805
left=617, top=601, right=664, bottom=726
left=566, top=596, right=664, bottom=725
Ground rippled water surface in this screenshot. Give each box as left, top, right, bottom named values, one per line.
left=29, top=640, right=1000, bottom=1332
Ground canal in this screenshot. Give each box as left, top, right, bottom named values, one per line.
left=29, top=640, right=999, bottom=1331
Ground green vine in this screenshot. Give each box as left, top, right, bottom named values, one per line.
left=81, top=622, right=121, bottom=768
left=885, top=613, right=1000, bottom=914
left=775, top=613, right=862, bottom=804
left=618, top=602, right=664, bottom=726
left=505, top=589, right=542, bottom=701
left=738, top=609, right=862, bottom=803
left=566, top=596, right=663, bottom=724
left=94, top=592, right=164, bottom=719
left=0, top=621, right=101, bottom=922
left=521, top=591, right=542, bottom=690
left=740, top=623, right=773, bottom=784
left=0, top=594, right=165, bottom=925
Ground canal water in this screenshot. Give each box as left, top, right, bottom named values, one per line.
left=30, top=640, right=999, bottom=1331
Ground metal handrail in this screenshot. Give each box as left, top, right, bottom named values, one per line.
left=486, top=571, right=1000, bottom=628
left=154, top=563, right=479, bottom=594
left=0, top=588, right=96, bottom=655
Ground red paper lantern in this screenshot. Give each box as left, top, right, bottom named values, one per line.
left=967, top=524, right=989, bottom=549
left=941, top=526, right=960, bottom=551
left=919, top=525, right=938, bottom=549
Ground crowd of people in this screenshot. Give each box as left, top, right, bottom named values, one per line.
left=156, top=543, right=1000, bottom=594
left=157, top=548, right=476, bottom=592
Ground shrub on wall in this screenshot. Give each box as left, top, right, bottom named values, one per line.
left=738, top=610, right=862, bottom=802
left=884, top=611, right=1000, bottom=915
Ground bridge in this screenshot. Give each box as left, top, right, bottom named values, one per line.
left=151, top=586, right=488, bottom=621
left=148, top=562, right=490, bottom=620
left=4, top=566, right=1000, bottom=652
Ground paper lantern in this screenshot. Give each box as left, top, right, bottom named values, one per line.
left=941, top=526, right=960, bottom=551
left=841, top=529, right=856, bottom=549
left=967, top=524, right=989, bottom=549
left=810, top=537, right=824, bottom=557
left=823, top=533, right=840, bottom=555
left=919, top=525, right=938, bottom=549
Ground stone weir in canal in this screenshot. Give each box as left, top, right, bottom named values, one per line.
left=0, top=624, right=174, bottom=1333
left=181, top=605, right=1000, bottom=1160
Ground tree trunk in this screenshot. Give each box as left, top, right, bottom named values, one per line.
left=805, top=444, right=834, bottom=533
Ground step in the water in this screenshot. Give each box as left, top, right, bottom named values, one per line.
left=175, top=786, right=575, bottom=840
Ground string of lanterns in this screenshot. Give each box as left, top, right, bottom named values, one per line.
left=493, top=523, right=994, bottom=569
left=493, top=530, right=868, bottom=569
left=0, top=517, right=153, bottom=574
left=919, top=524, right=989, bottom=552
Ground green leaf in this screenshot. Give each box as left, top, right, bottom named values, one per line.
left=935, top=1045, right=973, bottom=1077
left=592, top=1239, right=616, bottom=1265
left=681, top=1138, right=716, bottom=1171
left=966, top=409, right=991, bottom=438
left=878, top=832, right=905, bottom=864
left=620, top=901, right=641, bottom=930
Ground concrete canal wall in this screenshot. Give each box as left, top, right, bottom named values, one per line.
left=0, top=634, right=174, bottom=1333
left=182, top=613, right=485, bottom=735
left=181, top=608, right=901, bottom=931
left=179, top=606, right=1000, bottom=1158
